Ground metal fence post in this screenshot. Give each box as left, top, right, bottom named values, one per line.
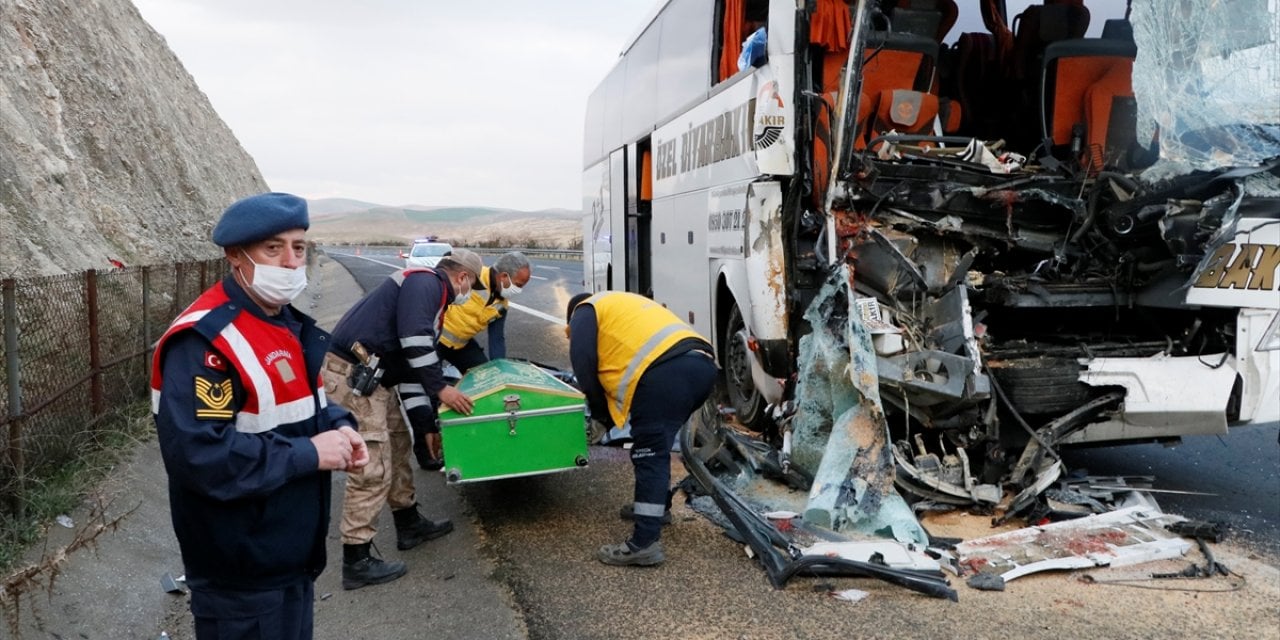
left=86, top=269, right=103, bottom=420
left=3, top=278, right=25, bottom=517
left=2, top=279, right=18, bottom=420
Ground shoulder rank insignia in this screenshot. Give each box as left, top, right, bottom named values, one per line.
left=194, top=376, right=234, bottom=420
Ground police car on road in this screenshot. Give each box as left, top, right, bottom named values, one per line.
left=405, top=238, right=453, bottom=269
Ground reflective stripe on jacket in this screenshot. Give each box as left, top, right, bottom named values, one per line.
left=584, top=291, right=705, bottom=426
left=150, top=281, right=326, bottom=433
left=440, top=266, right=506, bottom=348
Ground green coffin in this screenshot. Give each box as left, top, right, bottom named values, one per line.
left=438, top=359, right=588, bottom=483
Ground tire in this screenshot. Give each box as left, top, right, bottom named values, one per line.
left=988, top=358, right=1091, bottom=416
left=722, top=303, right=773, bottom=432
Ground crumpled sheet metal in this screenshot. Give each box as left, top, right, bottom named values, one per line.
left=790, top=265, right=928, bottom=545
left=954, top=506, right=1190, bottom=582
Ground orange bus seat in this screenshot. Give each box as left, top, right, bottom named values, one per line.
left=855, top=31, right=938, bottom=149
left=1041, top=38, right=1137, bottom=171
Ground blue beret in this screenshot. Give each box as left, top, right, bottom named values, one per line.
left=212, top=192, right=310, bottom=247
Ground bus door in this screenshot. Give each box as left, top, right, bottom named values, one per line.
left=626, top=141, right=653, bottom=296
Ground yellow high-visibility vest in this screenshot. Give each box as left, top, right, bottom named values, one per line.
left=584, top=291, right=707, bottom=426
left=440, top=266, right=507, bottom=348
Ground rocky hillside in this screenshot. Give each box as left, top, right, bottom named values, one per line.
left=0, top=0, right=266, bottom=277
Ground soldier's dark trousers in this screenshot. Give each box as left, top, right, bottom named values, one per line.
left=627, top=351, right=717, bottom=548
left=191, top=578, right=313, bottom=640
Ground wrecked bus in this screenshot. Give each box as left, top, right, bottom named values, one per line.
left=581, top=0, right=1279, bottom=519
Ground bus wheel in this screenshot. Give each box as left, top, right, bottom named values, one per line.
left=723, top=304, right=772, bottom=432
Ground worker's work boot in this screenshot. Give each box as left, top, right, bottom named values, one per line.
left=619, top=504, right=673, bottom=525
left=392, top=504, right=454, bottom=550
left=597, top=540, right=665, bottom=567
left=342, top=542, right=407, bottom=590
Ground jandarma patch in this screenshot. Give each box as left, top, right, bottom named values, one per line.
left=194, top=376, right=234, bottom=420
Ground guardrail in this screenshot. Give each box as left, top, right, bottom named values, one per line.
left=464, top=248, right=582, bottom=262
left=318, top=245, right=583, bottom=262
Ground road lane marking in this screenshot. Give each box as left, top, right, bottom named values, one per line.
left=342, top=254, right=404, bottom=270
left=509, top=302, right=562, bottom=325
left=531, top=275, right=549, bottom=281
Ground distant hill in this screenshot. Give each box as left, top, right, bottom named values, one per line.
left=307, top=198, right=387, bottom=216
left=306, top=199, right=582, bottom=248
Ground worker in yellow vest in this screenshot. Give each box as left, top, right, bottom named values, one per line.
left=438, top=251, right=532, bottom=373
left=565, top=291, right=717, bottom=567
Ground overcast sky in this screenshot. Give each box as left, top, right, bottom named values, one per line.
left=131, top=0, right=656, bottom=211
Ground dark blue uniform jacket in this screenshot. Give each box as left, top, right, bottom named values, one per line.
left=154, top=276, right=355, bottom=590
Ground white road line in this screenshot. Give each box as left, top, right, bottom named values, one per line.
left=530, top=275, right=549, bottom=281
left=509, top=302, right=563, bottom=325
left=345, top=254, right=405, bottom=270
left=536, top=264, right=562, bottom=271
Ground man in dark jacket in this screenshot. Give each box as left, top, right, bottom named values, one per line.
left=325, top=249, right=482, bottom=589
left=152, top=192, right=366, bottom=639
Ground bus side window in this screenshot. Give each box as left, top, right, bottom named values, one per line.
left=717, top=0, right=770, bottom=83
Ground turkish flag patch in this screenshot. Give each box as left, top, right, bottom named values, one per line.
left=203, top=351, right=227, bottom=372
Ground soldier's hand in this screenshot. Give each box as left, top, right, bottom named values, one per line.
left=312, top=429, right=355, bottom=471
left=340, top=426, right=369, bottom=472
left=439, top=386, right=474, bottom=415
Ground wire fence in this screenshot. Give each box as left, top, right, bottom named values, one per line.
left=0, top=258, right=225, bottom=516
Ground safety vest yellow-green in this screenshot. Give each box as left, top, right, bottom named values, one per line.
left=440, top=266, right=507, bottom=349
left=583, top=291, right=707, bottom=426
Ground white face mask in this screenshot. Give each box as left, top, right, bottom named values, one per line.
left=502, top=275, right=523, bottom=296
left=451, top=277, right=472, bottom=305
left=241, top=251, right=307, bottom=306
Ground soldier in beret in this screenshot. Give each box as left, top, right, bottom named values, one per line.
left=151, top=192, right=366, bottom=639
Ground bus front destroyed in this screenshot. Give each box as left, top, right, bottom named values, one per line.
left=584, top=0, right=1278, bottom=592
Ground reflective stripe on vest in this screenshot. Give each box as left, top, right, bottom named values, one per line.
left=586, top=291, right=705, bottom=426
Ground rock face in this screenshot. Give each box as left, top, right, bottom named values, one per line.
left=0, top=0, right=267, bottom=277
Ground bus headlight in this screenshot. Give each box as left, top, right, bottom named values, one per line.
left=1258, top=311, right=1280, bottom=352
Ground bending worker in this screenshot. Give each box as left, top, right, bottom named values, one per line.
left=325, top=249, right=483, bottom=589
left=565, top=291, right=717, bottom=567
left=437, top=251, right=532, bottom=374
left=152, top=192, right=366, bottom=639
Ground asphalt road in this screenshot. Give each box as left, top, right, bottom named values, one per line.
left=314, top=246, right=1280, bottom=640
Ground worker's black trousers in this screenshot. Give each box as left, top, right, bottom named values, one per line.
left=627, top=351, right=717, bottom=548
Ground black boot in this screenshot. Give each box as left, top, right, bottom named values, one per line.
left=392, top=505, right=454, bottom=550
left=342, top=542, right=407, bottom=590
